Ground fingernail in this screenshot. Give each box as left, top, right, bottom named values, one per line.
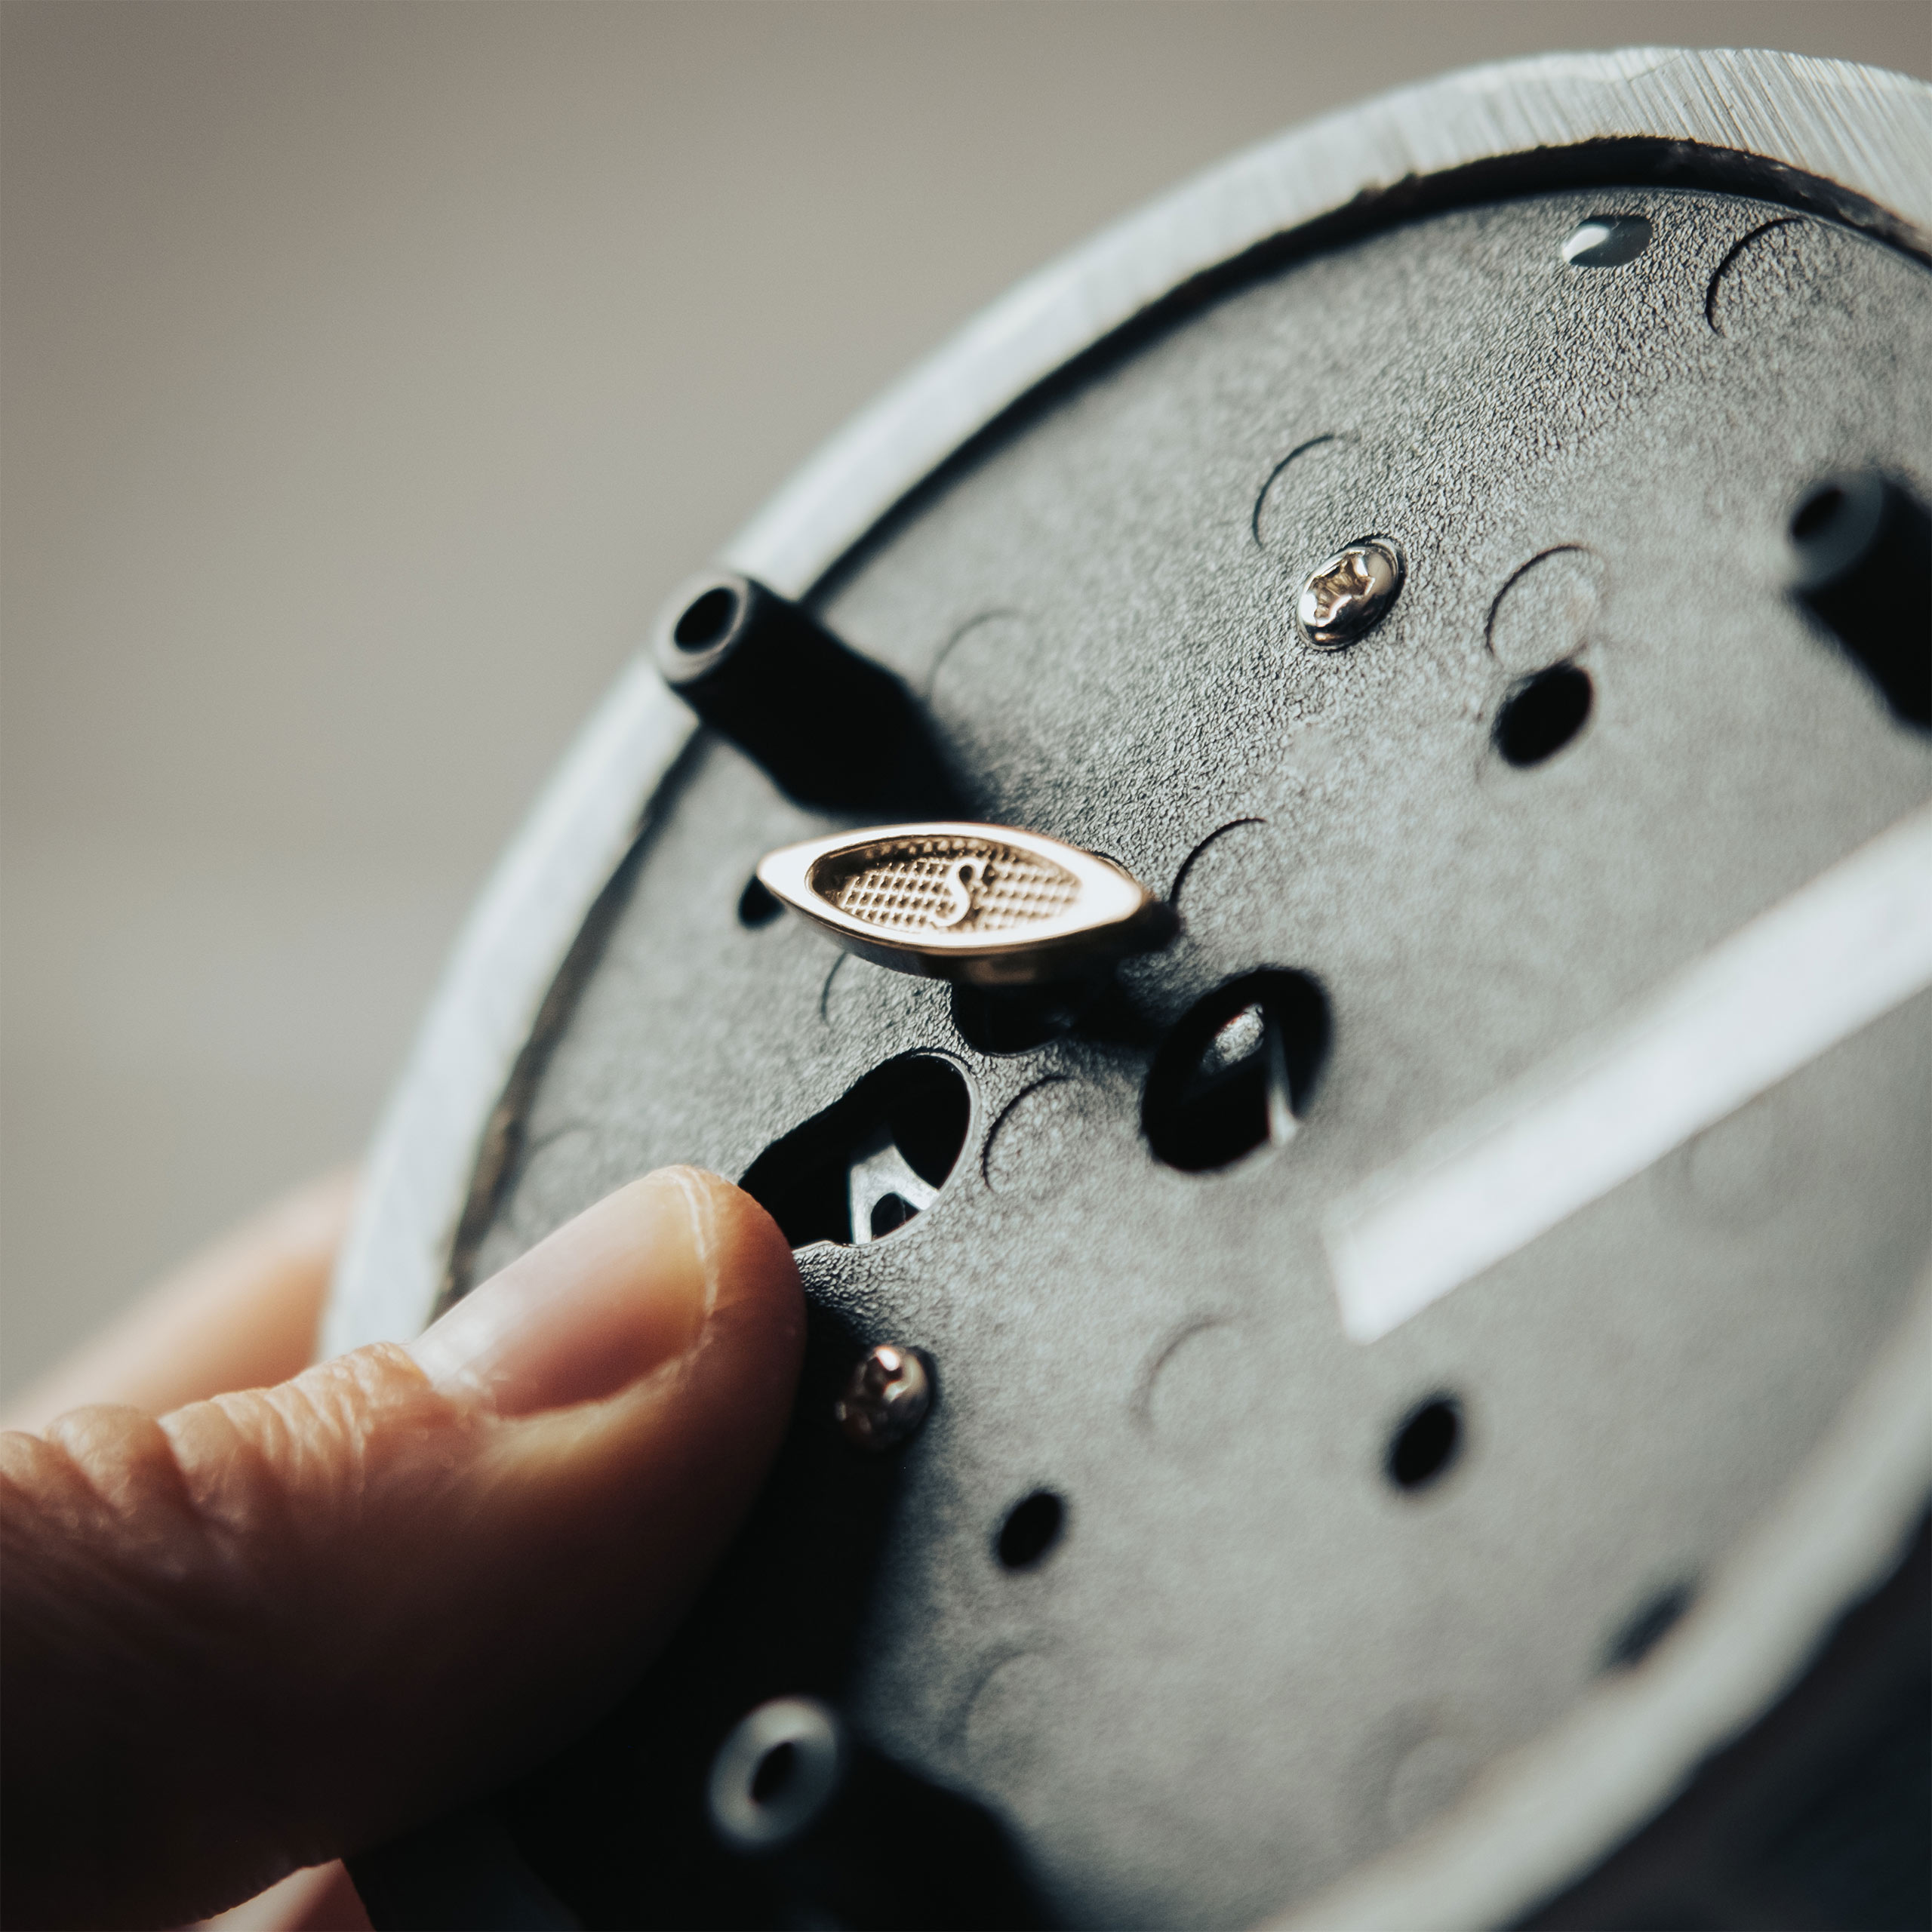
left=407, top=1168, right=721, bottom=1416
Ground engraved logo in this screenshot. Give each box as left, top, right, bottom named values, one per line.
left=758, top=820, right=1168, bottom=984
left=818, top=835, right=1078, bottom=935
left=932, top=857, right=983, bottom=929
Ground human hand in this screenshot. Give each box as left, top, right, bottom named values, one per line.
left=1, top=1167, right=804, bottom=1930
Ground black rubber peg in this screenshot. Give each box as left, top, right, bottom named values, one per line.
left=654, top=572, right=961, bottom=813
left=1789, top=473, right=1930, bottom=730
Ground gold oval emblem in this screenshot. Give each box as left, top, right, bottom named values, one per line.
left=757, top=823, right=1168, bottom=984
left=823, top=833, right=1078, bottom=935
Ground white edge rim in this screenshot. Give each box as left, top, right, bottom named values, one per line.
left=730, top=47, right=1932, bottom=598
left=321, top=656, right=693, bottom=1356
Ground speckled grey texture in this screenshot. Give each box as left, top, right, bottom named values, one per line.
left=475, top=188, right=1931, bottom=1927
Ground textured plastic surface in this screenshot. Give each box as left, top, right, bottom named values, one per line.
left=448, top=188, right=1931, bottom=1927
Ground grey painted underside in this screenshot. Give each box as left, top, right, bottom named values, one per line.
left=472, top=189, right=1931, bottom=1925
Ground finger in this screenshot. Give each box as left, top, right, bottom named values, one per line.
left=11, top=1177, right=368, bottom=1932
left=1, top=1167, right=804, bottom=1931
left=2, top=1171, right=357, bottom=1431
left=187, top=1860, right=371, bottom=1932
left=8, top=1177, right=368, bottom=1932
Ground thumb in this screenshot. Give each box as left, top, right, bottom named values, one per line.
left=0, top=1167, right=804, bottom=1931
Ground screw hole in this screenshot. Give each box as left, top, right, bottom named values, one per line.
left=997, top=1490, right=1065, bottom=1569
left=1494, top=663, right=1593, bottom=767
left=1387, top=1396, right=1463, bottom=1491
left=737, top=875, right=783, bottom=928
left=1143, top=970, right=1330, bottom=1172
left=674, top=584, right=739, bottom=650
left=749, top=1739, right=798, bottom=1805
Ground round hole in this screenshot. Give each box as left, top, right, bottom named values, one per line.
left=1494, top=663, right=1593, bottom=767
left=749, top=1738, right=798, bottom=1806
left=1791, top=485, right=1846, bottom=545
left=737, top=875, right=783, bottom=928
left=1142, top=970, right=1331, bottom=1173
left=674, top=584, right=738, bottom=650
left=997, top=1490, right=1065, bottom=1569
left=1386, top=1396, right=1463, bottom=1491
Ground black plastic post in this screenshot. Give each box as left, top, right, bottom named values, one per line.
left=1789, top=474, right=1931, bottom=730
left=654, top=571, right=961, bottom=813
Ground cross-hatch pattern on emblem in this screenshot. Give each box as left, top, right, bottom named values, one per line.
left=825, top=837, right=1079, bottom=933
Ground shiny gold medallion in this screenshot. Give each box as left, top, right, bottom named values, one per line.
left=755, top=823, right=1169, bottom=984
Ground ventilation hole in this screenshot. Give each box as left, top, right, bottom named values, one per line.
left=673, top=584, right=738, bottom=649
left=1605, top=1581, right=1697, bottom=1669
left=951, top=979, right=1096, bottom=1055
left=1386, top=1396, right=1463, bottom=1491
left=740, top=1055, right=972, bottom=1249
left=737, top=875, right=783, bottom=928
left=749, top=1739, right=798, bottom=1806
left=997, top=1491, right=1064, bottom=1569
left=1142, top=970, right=1330, bottom=1172
left=1494, top=663, right=1593, bottom=766
left=1789, top=472, right=1931, bottom=728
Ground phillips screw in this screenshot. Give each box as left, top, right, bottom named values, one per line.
left=1297, top=538, right=1404, bottom=649
left=834, top=1343, right=933, bottom=1450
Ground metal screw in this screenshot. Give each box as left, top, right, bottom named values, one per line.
left=1297, top=539, right=1404, bottom=649
left=835, top=1343, right=932, bottom=1449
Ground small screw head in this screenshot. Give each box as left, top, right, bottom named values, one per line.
left=1297, top=539, right=1404, bottom=649
left=834, top=1343, right=932, bottom=1449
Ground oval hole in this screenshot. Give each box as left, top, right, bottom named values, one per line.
left=749, top=1739, right=798, bottom=1805
left=1143, top=970, right=1330, bottom=1172
left=1386, top=1395, right=1463, bottom=1491
left=740, top=1056, right=972, bottom=1249
left=997, top=1490, right=1065, bottom=1569
left=1494, top=663, right=1593, bottom=767
left=674, top=584, right=739, bottom=649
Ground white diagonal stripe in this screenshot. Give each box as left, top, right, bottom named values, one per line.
left=1326, top=802, right=1932, bottom=1344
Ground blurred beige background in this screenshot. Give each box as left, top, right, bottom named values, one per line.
left=4, top=0, right=1927, bottom=1397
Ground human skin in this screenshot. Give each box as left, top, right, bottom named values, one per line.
left=0, top=1168, right=805, bottom=1931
